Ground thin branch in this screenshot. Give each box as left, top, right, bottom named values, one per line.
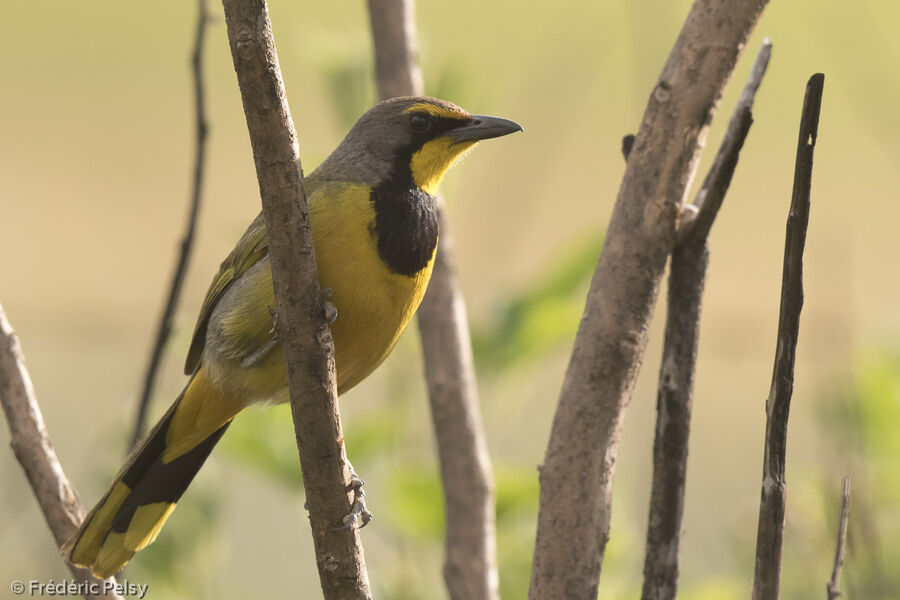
left=640, top=236, right=709, bottom=600
left=827, top=476, right=851, bottom=600
left=130, top=0, right=211, bottom=450
left=680, top=38, right=772, bottom=243
left=367, top=0, right=423, bottom=100
left=366, top=1, right=499, bottom=598
left=529, top=2, right=770, bottom=598
left=221, top=1, right=371, bottom=598
left=418, top=211, right=499, bottom=600
left=751, top=72, right=824, bottom=600
left=0, top=303, right=123, bottom=600
left=641, top=39, right=771, bottom=600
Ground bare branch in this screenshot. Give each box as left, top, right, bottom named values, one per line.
left=751, top=72, right=824, bottom=600
left=366, top=1, right=499, bottom=598
left=679, top=38, right=772, bottom=243
left=418, top=211, right=499, bottom=600
left=130, top=0, right=212, bottom=450
left=529, top=2, right=769, bottom=598
left=641, top=40, right=771, bottom=600
left=0, top=303, right=123, bottom=600
left=640, top=241, right=709, bottom=600
left=827, top=477, right=851, bottom=600
left=221, top=1, right=371, bottom=597
left=367, top=0, right=423, bottom=100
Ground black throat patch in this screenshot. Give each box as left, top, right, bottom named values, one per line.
left=370, top=181, right=439, bottom=277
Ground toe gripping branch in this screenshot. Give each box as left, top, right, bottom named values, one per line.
left=336, top=468, right=373, bottom=531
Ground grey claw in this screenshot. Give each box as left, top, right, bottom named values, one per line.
left=334, top=468, right=373, bottom=531
left=321, top=288, right=338, bottom=324
left=325, top=301, right=338, bottom=324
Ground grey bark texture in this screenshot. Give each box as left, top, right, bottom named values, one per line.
left=641, top=40, right=771, bottom=600
left=221, top=0, right=372, bottom=597
left=367, top=1, right=499, bottom=598
left=0, top=303, right=123, bottom=600
left=529, top=1, right=770, bottom=598
left=751, top=72, right=823, bottom=600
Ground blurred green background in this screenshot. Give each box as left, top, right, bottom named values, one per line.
left=2, top=0, right=899, bottom=598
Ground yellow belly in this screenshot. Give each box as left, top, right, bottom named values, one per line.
left=206, top=181, right=434, bottom=400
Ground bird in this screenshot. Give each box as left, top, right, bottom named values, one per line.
left=67, top=96, right=522, bottom=577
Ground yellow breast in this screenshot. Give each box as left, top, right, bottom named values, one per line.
left=309, top=181, right=435, bottom=393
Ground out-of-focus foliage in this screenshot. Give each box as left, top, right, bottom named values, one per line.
left=684, top=349, right=900, bottom=600
left=223, top=405, right=302, bottom=489
left=815, top=350, right=900, bottom=599
left=303, top=26, right=374, bottom=131
left=224, top=402, right=407, bottom=490
left=127, top=486, right=224, bottom=600
left=472, top=235, right=602, bottom=371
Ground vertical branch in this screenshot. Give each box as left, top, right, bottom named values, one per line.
left=367, top=0, right=423, bottom=100
left=130, top=0, right=212, bottom=450
left=366, top=1, right=499, bottom=599
left=751, top=73, right=824, bottom=600
left=827, top=477, right=851, bottom=600
left=0, top=303, right=123, bottom=600
left=221, top=1, right=371, bottom=598
left=417, top=214, right=499, bottom=600
left=641, top=40, right=771, bottom=600
left=529, top=1, right=769, bottom=598
left=366, top=1, right=500, bottom=597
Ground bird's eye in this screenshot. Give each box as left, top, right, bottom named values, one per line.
left=409, top=113, right=430, bottom=132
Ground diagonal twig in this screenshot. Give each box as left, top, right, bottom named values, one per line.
left=130, top=0, right=212, bottom=450
left=0, top=303, right=123, bottom=600
left=679, top=38, right=772, bottom=243
left=221, top=0, right=371, bottom=597
left=827, top=476, right=851, bottom=600
left=641, top=39, right=771, bottom=600
left=752, top=72, right=824, bottom=600
left=366, top=1, right=499, bottom=598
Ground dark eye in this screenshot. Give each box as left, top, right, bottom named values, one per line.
left=409, top=112, right=430, bottom=132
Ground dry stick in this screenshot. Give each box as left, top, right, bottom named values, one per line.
left=529, top=2, right=769, bottom=598
left=751, top=72, right=824, bottom=600
left=679, top=39, right=773, bottom=243
left=827, top=476, right=851, bottom=600
left=0, top=304, right=123, bottom=600
left=367, top=1, right=499, bottom=598
left=130, top=0, right=211, bottom=450
left=221, top=1, right=371, bottom=598
left=641, top=39, right=772, bottom=600
left=641, top=106, right=754, bottom=600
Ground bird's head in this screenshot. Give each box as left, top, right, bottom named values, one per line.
left=316, top=96, right=522, bottom=195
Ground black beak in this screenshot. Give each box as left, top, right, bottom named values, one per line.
left=450, top=114, right=524, bottom=143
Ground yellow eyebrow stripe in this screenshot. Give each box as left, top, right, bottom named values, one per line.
left=405, top=102, right=470, bottom=120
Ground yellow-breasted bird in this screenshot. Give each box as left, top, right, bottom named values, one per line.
left=68, top=96, right=521, bottom=577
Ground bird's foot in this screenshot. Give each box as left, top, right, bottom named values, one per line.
left=335, top=466, right=372, bottom=531
left=321, top=287, right=338, bottom=324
